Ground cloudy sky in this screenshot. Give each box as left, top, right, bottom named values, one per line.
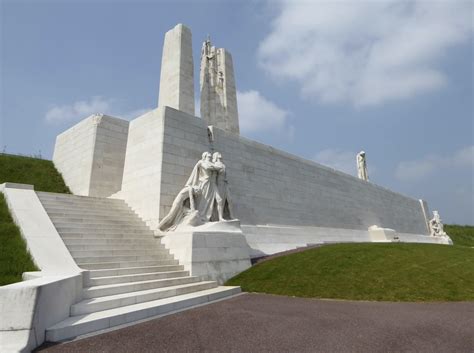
left=1, top=0, right=473, bottom=224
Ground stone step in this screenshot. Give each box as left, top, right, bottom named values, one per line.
left=55, top=224, right=150, bottom=231
left=37, top=194, right=127, bottom=205
left=63, top=238, right=159, bottom=246
left=37, top=191, right=123, bottom=202
left=73, top=281, right=218, bottom=315
left=67, top=243, right=161, bottom=251
left=46, top=286, right=241, bottom=342
left=41, top=203, right=131, bottom=213
left=83, top=276, right=201, bottom=299
left=60, top=232, right=154, bottom=239
left=74, top=254, right=173, bottom=265
left=87, top=270, right=190, bottom=286
left=40, top=200, right=130, bottom=210
left=87, top=265, right=184, bottom=278
left=79, top=259, right=178, bottom=270
left=43, top=209, right=137, bottom=218
left=49, top=216, right=144, bottom=225
left=70, top=249, right=169, bottom=257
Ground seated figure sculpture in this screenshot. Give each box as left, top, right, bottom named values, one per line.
left=429, top=210, right=447, bottom=236
left=158, top=151, right=234, bottom=232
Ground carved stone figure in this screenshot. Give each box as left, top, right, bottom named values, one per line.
left=429, top=210, right=447, bottom=236
left=158, top=151, right=234, bottom=232
left=357, top=151, right=369, bottom=181
left=213, top=152, right=234, bottom=221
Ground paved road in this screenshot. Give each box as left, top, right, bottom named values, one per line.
left=36, top=293, right=473, bottom=353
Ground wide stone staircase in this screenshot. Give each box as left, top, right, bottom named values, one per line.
left=36, top=192, right=240, bottom=341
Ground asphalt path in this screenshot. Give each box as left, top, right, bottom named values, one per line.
left=36, top=293, right=473, bottom=353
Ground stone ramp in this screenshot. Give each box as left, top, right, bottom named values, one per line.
left=36, top=192, right=240, bottom=342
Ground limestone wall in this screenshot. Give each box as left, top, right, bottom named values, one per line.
left=156, top=108, right=429, bottom=235
left=119, top=109, right=167, bottom=229
left=53, top=114, right=128, bottom=197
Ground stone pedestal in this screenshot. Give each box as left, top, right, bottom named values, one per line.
left=160, top=221, right=252, bottom=284
left=368, top=225, right=397, bottom=242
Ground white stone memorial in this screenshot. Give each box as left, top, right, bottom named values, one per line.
left=0, top=23, right=453, bottom=351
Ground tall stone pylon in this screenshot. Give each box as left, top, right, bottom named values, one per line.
left=200, top=37, right=240, bottom=134
left=158, top=24, right=195, bottom=116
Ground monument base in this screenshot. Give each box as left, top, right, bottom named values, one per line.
left=368, top=225, right=397, bottom=242
left=160, top=225, right=252, bottom=284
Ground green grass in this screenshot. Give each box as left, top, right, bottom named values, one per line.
left=0, top=193, right=38, bottom=285
left=226, top=243, right=474, bottom=301
left=445, top=224, right=474, bottom=247
left=0, top=153, right=70, bottom=193
left=0, top=153, right=70, bottom=285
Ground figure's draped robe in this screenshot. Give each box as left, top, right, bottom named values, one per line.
left=158, top=160, right=218, bottom=232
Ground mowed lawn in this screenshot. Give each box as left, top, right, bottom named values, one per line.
left=226, top=242, right=474, bottom=302
left=445, top=224, right=474, bottom=247
left=0, top=154, right=70, bottom=285
left=0, top=153, right=70, bottom=193
left=0, top=193, right=38, bottom=285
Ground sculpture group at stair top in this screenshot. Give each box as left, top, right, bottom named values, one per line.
left=158, top=151, right=234, bottom=232
left=429, top=210, right=447, bottom=237
left=356, top=151, right=369, bottom=181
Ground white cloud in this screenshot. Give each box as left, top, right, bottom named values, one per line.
left=259, top=1, right=473, bottom=106
left=314, top=149, right=357, bottom=175
left=237, top=90, right=291, bottom=135
left=45, top=96, right=151, bottom=123
left=395, top=145, right=474, bottom=181
left=45, top=96, right=113, bottom=123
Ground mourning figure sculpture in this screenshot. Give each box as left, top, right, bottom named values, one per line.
left=357, top=151, right=369, bottom=181
left=158, top=151, right=234, bottom=232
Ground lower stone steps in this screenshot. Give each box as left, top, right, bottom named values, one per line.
left=87, top=270, right=190, bottom=286
left=87, top=265, right=185, bottom=278
left=79, top=259, right=178, bottom=270
left=83, top=276, right=201, bottom=299
left=75, top=254, right=173, bottom=265
left=46, top=286, right=241, bottom=342
left=73, top=281, right=219, bottom=315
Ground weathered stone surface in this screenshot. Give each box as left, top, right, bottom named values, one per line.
left=161, top=227, right=251, bottom=284
left=158, top=23, right=194, bottom=116
left=200, top=38, right=239, bottom=134
left=53, top=114, right=129, bottom=197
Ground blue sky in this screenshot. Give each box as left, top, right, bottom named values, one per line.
left=1, top=0, right=473, bottom=225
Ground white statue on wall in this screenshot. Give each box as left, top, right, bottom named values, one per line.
left=158, top=151, right=234, bottom=232
left=356, top=151, right=369, bottom=181
left=429, top=210, right=447, bottom=236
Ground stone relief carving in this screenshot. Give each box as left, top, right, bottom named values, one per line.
left=356, top=151, right=369, bottom=181
left=429, top=210, right=447, bottom=236
left=158, top=151, right=235, bottom=232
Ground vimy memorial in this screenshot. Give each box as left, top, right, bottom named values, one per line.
left=0, top=24, right=452, bottom=351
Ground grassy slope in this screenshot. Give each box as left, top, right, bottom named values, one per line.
left=0, top=153, right=70, bottom=193
left=0, top=193, right=38, bottom=285
left=226, top=243, right=474, bottom=301
left=0, top=154, right=70, bottom=285
left=445, top=224, right=474, bottom=247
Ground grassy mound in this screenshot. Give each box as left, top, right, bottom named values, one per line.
left=0, top=193, right=38, bottom=285
left=445, top=224, right=474, bottom=247
left=0, top=154, right=70, bottom=285
left=226, top=243, right=474, bottom=301
left=0, top=153, right=70, bottom=193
